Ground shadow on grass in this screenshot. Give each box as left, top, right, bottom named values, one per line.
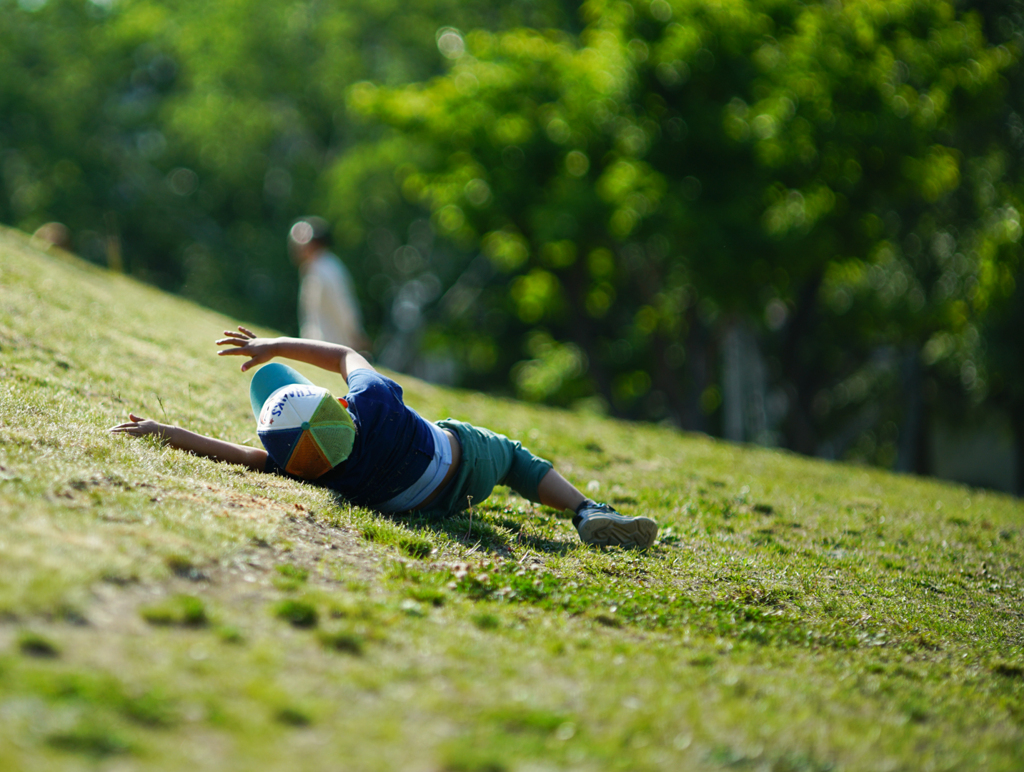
left=418, top=513, right=574, bottom=557
left=327, top=492, right=573, bottom=557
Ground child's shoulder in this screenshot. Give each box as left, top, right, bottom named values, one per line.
left=347, top=368, right=404, bottom=402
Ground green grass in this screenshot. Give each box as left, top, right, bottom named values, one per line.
left=0, top=223, right=1022, bottom=771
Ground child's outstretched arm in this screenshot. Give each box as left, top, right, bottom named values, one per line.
left=216, top=327, right=373, bottom=381
left=109, top=414, right=268, bottom=471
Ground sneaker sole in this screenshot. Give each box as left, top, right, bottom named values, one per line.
left=577, top=514, right=658, bottom=549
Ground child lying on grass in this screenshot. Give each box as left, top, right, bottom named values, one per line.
left=110, top=327, right=658, bottom=549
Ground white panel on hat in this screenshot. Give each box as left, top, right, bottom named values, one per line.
left=259, top=385, right=329, bottom=430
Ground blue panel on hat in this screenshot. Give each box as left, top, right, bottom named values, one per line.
left=250, top=363, right=315, bottom=421
left=257, top=426, right=302, bottom=467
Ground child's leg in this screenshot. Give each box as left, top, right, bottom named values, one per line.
left=433, top=421, right=655, bottom=548
left=536, top=469, right=586, bottom=512
left=536, top=467, right=658, bottom=549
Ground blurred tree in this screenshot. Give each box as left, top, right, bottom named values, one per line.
left=0, top=0, right=140, bottom=269
left=337, top=0, right=1018, bottom=466
left=3, top=0, right=1023, bottom=485
left=0, top=0, right=578, bottom=334
left=964, top=0, right=1024, bottom=493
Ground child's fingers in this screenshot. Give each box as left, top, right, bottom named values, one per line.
left=215, top=339, right=250, bottom=350
left=110, top=414, right=149, bottom=432
left=237, top=325, right=256, bottom=337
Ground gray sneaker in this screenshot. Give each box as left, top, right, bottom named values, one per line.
left=573, top=502, right=658, bottom=549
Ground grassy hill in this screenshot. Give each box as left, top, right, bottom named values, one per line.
left=0, top=224, right=1022, bottom=771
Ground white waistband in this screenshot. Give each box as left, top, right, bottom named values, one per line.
left=377, top=422, right=453, bottom=513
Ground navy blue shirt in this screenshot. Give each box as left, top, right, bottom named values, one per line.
left=264, top=369, right=435, bottom=507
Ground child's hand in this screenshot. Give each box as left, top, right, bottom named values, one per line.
left=216, top=326, right=277, bottom=372
left=109, top=414, right=167, bottom=438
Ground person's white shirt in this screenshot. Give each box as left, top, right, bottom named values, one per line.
left=298, top=251, right=366, bottom=347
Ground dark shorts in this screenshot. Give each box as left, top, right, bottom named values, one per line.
left=416, top=419, right=553, bottom=519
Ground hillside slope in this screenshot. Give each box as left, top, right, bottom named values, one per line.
left=0, top=225, right=1022, bottom=771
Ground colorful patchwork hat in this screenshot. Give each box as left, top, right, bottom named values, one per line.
left=249, top=363, right=355, bottom=479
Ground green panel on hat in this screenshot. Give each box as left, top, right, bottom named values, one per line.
left=307, top=393, right=356, bottom=466
left=311, top=424, right=356, bottom=467
left=309, top=393, right=353, bottom=426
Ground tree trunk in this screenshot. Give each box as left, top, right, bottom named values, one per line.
left=897, top=347, right=930, bottom=474
left=681, top=312, right=712, bottom=434
left=560, top=259, right=614, bottom=410
left=1011, top=404, right=1024, bottom=497
left=779, top=272, right=824, bottom=455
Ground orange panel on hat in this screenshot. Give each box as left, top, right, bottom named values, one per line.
left=285, top=431, right=332, bottom=479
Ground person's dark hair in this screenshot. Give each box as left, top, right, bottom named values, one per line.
left=289, top=216, right=333, bottom=249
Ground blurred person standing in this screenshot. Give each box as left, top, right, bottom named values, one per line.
left=289, top=216, right=370, bottom=351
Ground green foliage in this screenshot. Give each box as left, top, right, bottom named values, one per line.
left=317, top=628, right=365, bottom=655
left=17, top=630, right=60, bottom=658
left=140, top=594, right=209, bottom=627
left=4, top=0, right=1024, bottom=479
left=273, top=562, right=309, bottom=590
left=273, top=598, right=319, bottom=628
left=0, top=0, right=575, bottom=335
left=274, top=704, right=313, bottom=726
left=361, top=519, right=435, bottom=558
left=46, top=722, right=132, bottom=758
left=335, top=0, right=1024, bottom=466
